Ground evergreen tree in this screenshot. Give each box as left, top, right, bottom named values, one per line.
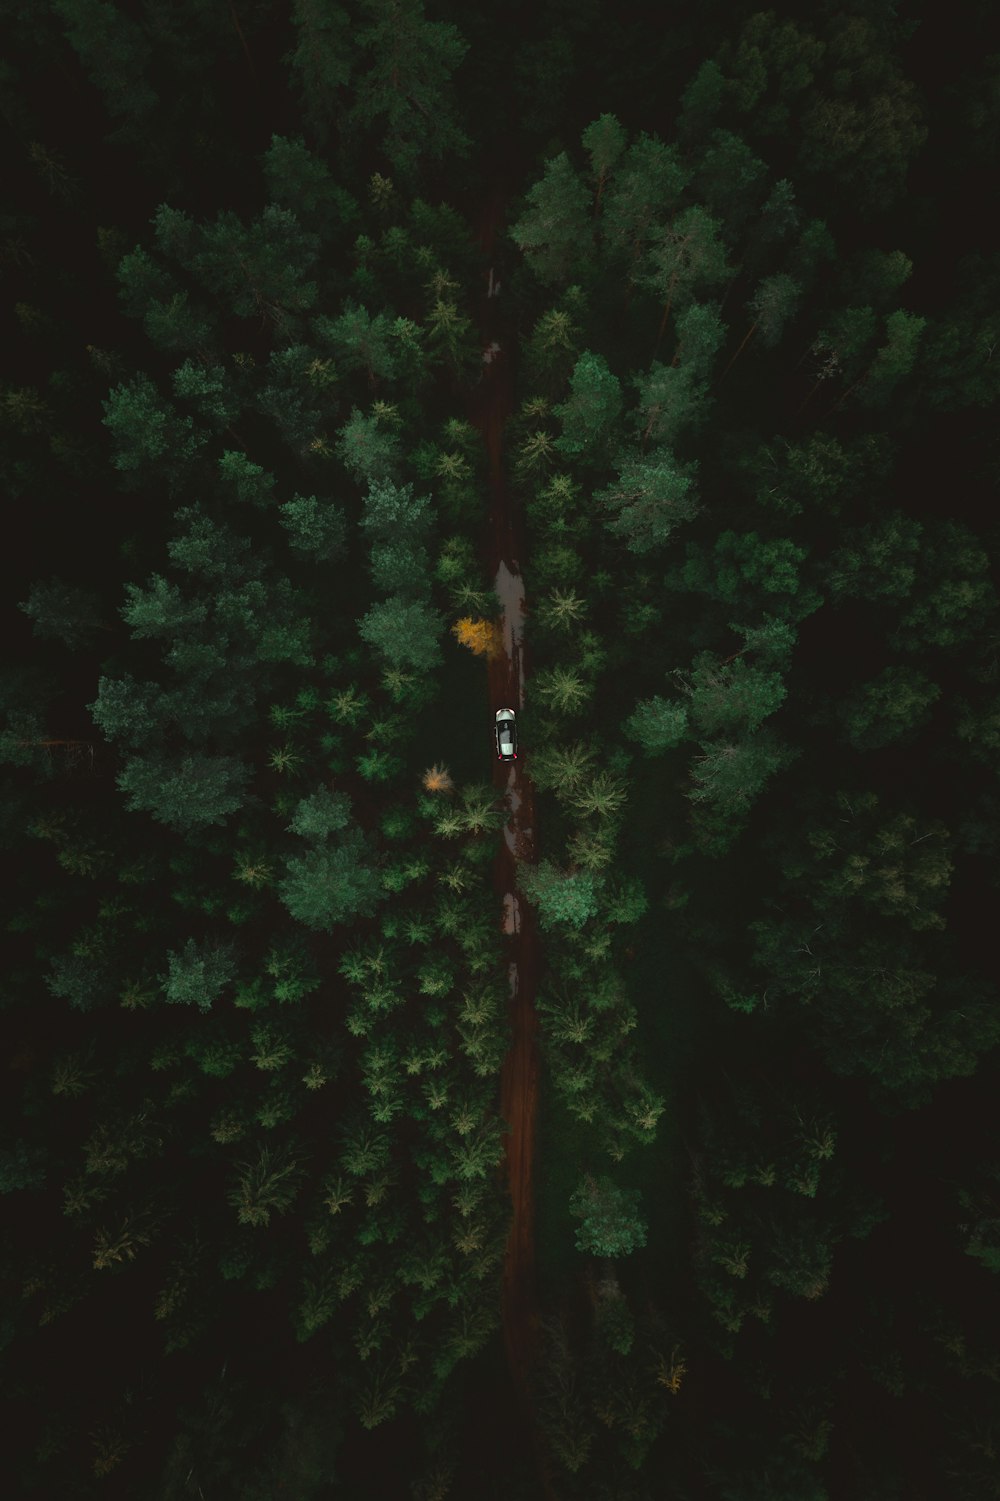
left=51, top=0, right=158, bottom=124
left=116, top=752, right=251, bottom=831
left=279, top=832, right=383, bottom=932
left=516, top=860, right=602, bottom=932
left=836, top=665, right=941, bottom=750
left=357, top=595, right=444, bottom=673
left=347, top=0, right=470, bottom=179
left=19, top=578, right=103, bottom=650
left=598, top=449, right=700, bottom=554
left=261, top=133, right=359, bottom=243
left=623, top=696, right=689, bottom=755
left=569, top=1174, right=648, bottom=1256
left=599, top=132, right=690, bottom=277
left=278, top=493, right=348, bottom=562
left=162, top=938, right=238, bottom=1010
left=552, top=352, right=623, bottom=461
left=509, top=152, right=591, bottom=287
left=284, top=0, right=354, bottom=145
left=102, top=373, right=206, bottom=489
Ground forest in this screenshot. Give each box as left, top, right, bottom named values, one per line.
left=1, top=0, right=999, bottom=1496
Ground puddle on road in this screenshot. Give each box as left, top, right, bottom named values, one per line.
left=494, top=561, right=526, bottom=710
left=507, top=960, right=519, bottom=999
left=502, top=892, right=521, bottom=935
left=494, top=559, right=525, bottom=651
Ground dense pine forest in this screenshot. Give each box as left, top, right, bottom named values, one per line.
left=2, top=1, right=999, bottom=1496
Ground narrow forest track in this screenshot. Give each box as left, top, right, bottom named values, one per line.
left=467, top=185, right=558, bottom=1498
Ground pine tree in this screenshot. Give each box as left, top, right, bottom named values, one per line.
left=516, top=861, right=602, bottom=931
left=569, top=1173, right=647, bottom=1256
left=552, top=351, right=623, bottom=462
left=284, top=0, right=354, bottom=145
left=623, top=696, right=689, bottom=755
left=19, top=579, right=103, bottom=650
left=509, top=153, right=591, bottom=287
left=598, top=449, right=700, bottom=554
left=357, top=595, right=444, bottom=673
left=102, top=374, right=206, bottom=489
left=116, top=753, right=251, bottom=831
left=278, top=493, right=348, bottom=562
left=279, top=831, right=382, bottom=932
left=228, top=1142, right=307, bottom=1227
left=347, top=0, right=471, bottom=180
left=599, top=133, right=690, bottom=281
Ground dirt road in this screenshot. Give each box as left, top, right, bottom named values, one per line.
left=467, top=186, right=554, bottom=1490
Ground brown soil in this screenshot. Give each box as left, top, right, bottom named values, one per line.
left=467, top=186, right=558, bottom=1497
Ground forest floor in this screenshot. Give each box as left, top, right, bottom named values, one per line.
left=467, top=186, right=560, bottom=1498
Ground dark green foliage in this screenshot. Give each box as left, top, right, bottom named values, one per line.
left=599, top=132, right=690, bottom=269
left=598, top=449, right=700, bottom=554
left=825, top=509, right=922, bottom=602
left=167, top=203, right=320, bottom=327
left=796, top=16, right=927, bottom=210
left=679, top=529, right=821, bottom=623
left=956, top=1163, right=1000, bottom=1274
left=165, top=510, right=254, bottom=588
left=286, top=786, right=352, bottom=842
left=163, top=938, right=238, bottom=1010
left=552, top=351, right=623, bottom=461
left=278, top=494, right=348, bottom=561
left=0, top=1139, right=46, bottom=1193
left=688, top=728, right=796, bottom=817
left=676, top=58, right=727, bottom=148
left=19, top=578, right=103, bottom=649
left=921, top=253, right=1000, bottom=410
left=278, top=833, right=382, bottom=931
left=746, top=271, right=801, bottom=348
left=744, top=432, right=891, bottom=520
left=360, top=477, right=433, bottom=548
left=622, top=696, right=689, bottom=755
left=172, top=359, right=241, bottom=428
left=218, top=450, right=277, bottom=508
left=357, top=595, right=443, bottom=672
left=261, top=134, right=359, bottom=242
left=684, top=653, right=787, bottom=737
left=102, top=373, right=206, bottom=486
left=516, top=860, right=602, bottom=932
left=746, top=792, right=1000, bottom=1102
left=692, top=129, right=768, bottom=235
left=46, top=949, right=115, bottom=1012
left=336, top=406, right=402, bottom=484
left=892, top=521, right=996, bottom=652
left=509, top=153, right=591, bottom=286
left=581, top=113, right=627, bottom=203
left=640, top=206, right=732, bottom=318
left=836, top=665, right=941, bottom=750
left=284, top=0, right=354, bottom=145
left=51, top=0, right=157, bottom=123
left=569, top=1173, right=648, bottom=1257
left=117, top=752, right=251, bottom=831
left=3, top=8, right=998, bottom=1497
left=347, top=0, right=471, bottom=179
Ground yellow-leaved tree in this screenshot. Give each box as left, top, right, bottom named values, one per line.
left=451, top=616, right=504, bottom=659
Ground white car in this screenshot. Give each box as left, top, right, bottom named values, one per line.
left=495, top=708, right=517, bottom=762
